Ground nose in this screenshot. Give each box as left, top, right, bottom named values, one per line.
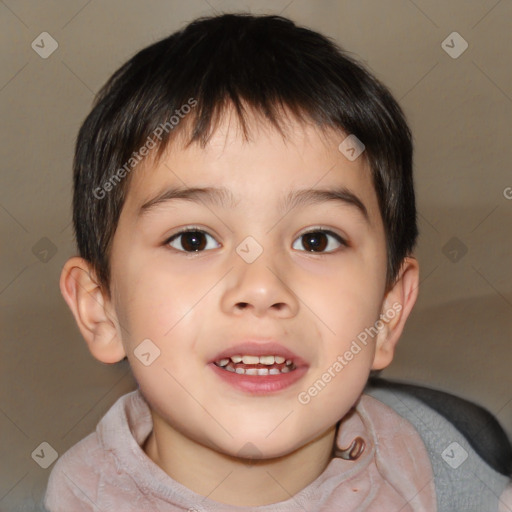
left=221, top=248, right=300, bottom=319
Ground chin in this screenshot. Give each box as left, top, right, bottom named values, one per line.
left=210, top=433, right=305, bottom=462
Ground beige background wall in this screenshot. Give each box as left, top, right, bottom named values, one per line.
left=1, top=0, right=511, bottom=508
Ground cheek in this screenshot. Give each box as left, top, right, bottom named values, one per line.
left=300, top=261, right=383, bottom=339
left=115, top=259, right=208, bottom=340
left=115, top=265, right=212, bottom=385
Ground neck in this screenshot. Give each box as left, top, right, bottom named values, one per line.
left=142, top=411, right=336, bottom=507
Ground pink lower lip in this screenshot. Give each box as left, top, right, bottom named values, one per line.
left=209, top=362, right=308, bottom=394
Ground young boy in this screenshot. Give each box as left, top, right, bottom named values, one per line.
left=44, top=13, right=512, bottom=511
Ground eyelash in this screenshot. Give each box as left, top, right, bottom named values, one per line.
left=164, top=226, right=348, bottom=254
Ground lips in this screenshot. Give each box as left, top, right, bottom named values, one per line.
left=209, top=340, right=309, bottom=394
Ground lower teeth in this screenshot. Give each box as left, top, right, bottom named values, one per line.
left=221, top=363, right=293, bottom=375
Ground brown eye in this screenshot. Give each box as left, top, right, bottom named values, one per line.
left=293, top=230, right=346, bottom=253
left=167, top=230, right=219, bottom=252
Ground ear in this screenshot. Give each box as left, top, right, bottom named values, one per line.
left=371, top=257, right=420, bottom=370
left=59, top=257, right=126, bottom=364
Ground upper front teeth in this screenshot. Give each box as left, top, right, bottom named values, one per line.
left=217, top=355, right=289, bottom=366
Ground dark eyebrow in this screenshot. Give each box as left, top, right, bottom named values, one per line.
left=282, top=187, right=369, bottom=222
left=138, top=186, right=369, bottom=222
left=138, top=187, right=238, bottom=216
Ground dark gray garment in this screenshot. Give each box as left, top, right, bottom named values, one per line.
left=366, top=384, right=512, bottom=511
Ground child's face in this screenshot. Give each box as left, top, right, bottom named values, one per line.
left=107, top=112, right=393, bottom=459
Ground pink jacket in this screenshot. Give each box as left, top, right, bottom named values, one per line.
left=44, top=389, right=436, bottom=511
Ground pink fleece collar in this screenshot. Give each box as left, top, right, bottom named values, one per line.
left=97, top=390, right=437, bottom=511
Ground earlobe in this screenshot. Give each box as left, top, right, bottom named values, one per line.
left=371, top=257, right=420, bottom=370
left=59, top=257, right=126, bottom=364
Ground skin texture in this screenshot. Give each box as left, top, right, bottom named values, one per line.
left=60, top=110, right=419, bottom=506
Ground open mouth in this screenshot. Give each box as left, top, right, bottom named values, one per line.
left=214, top=354, right=297, bottom=376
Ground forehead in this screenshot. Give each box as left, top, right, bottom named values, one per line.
left=122, top=111, right=381, bottom=226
